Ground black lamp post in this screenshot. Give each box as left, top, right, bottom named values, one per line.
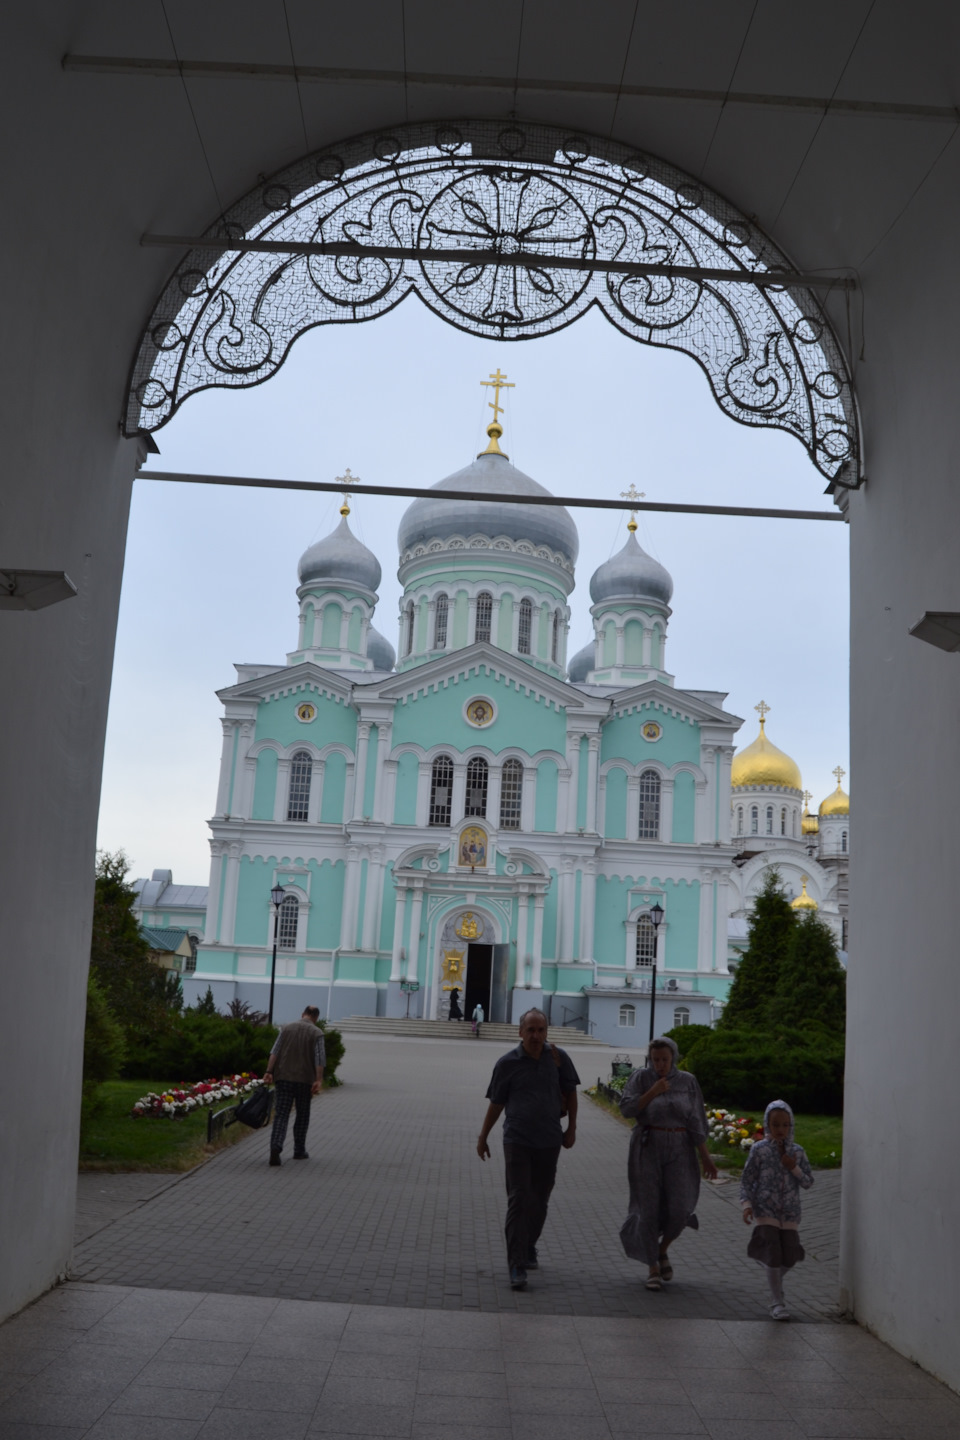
left=267, top=884, right=286, bottom=1025
left=647, top=902, right=665, bottom=1043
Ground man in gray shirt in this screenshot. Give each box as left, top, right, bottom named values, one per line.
left=264, top=1006, right=326, bottom=1166
left=477, top=1008, right=579, bottom=1290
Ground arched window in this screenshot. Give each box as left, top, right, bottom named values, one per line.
left=551, top=610, right=561, bottom=662
left=433, top=593, right=448, bottom=649
left=636, top=914, right=656, bottom=968
left=765, top=805, right=774, bottom=835
left=736, top=806, right=744, bottom=836
left=517, top=597, right=533, bottom=654
left=841, top=829, right=848, bottom=853
left=429, top=755, right=453, bottom=826
left=618, top=1003, right=636, bottom=1028
left=750, top=805, right=759, bottom=834
left=780, top=806, right=787, bottom=836
left=404, top=601, right=415, bottom=656
left=465, top=756, right=488, bottom=817
left=475, top=591, right=492, bottom=644
left=499, top=758, right=523, bottom=829
left=286, top=750, right=312, bottom=821
left=277, top=893, right=299, bottom=950
left=639, top=770, right=660, bottom=839
left=673, top=1006, right=690, bottom=1027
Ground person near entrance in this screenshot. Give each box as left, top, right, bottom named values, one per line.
left=471, top=1001, right=484, bottom=1036
left=448, top=987, right=463, bottom=1021
left=476, top=1008, right=579, bottom=1290
left=263, top=1006, right=325, bottom=1165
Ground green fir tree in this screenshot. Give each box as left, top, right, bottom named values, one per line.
left=90, top=850, right=172, bottom=1043
left=776, top=910, right=846, bottom=1035
left=720, top=868, right=796, bottom=1030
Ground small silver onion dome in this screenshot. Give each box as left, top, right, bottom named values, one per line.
left=567, top=641, right=595, bottom=683
left=589, top=530, right=673, bottom=607
left=398, top=451, right=579, bottom=565
left=298, top=514, right=381, bottom=593
left=366, top=625, right=396, bottom=672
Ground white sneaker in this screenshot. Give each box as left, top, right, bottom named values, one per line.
left=769, top=1303, right=790, bottom=1321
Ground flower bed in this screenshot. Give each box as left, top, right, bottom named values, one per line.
left=707, top=1106, right=764, bottom=1152
left=131, top=1074, right=263, bottom=1119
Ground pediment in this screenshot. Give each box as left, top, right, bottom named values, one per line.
left=217, top=660, right=354, bottom=707
left=610, top=679, right=742, bottom=729
left=354, top=642, right=591, bottom=712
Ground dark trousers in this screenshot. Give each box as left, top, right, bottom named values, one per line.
left=503, top=1142, right=561, bottom=1267
left=270, top=1079, right=312, bottom=1154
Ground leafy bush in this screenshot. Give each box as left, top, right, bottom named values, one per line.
left=663, top=1023, right=713, bottom=1059
left=319, top=1019, right=345, bottom=1087
left=125, top=1010, right=279, bottom=1082
left=81, top=971, right=128, bottom=1131
left=681, top=1027, right=844, bottom=1115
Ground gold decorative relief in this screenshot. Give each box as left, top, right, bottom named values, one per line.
left=455, top=911, right=481, bottom=940
left=441, top=948, right=465, bottom=989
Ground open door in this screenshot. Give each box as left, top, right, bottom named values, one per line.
left=491, top=944, right=510, bottom=1023
left=463, top=944, right=492, bottom=1020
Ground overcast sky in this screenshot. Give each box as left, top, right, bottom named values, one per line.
left=98, top=297, right=849, bottom=884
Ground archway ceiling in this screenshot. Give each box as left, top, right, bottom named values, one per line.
left=127, top=119, right=858, bottom=481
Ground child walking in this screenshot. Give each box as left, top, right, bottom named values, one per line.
left=740, top=1100, right=814, bottom=1320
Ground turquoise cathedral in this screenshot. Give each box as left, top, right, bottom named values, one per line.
left=190, top=404, right=752, bottom=1041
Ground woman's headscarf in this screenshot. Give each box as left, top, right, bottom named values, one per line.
left=763, top=1099, right=795, bottom=1142
left=647, top=1036, right=680, bottom=1072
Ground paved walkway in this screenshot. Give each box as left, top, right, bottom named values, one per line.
left=71, top=1036, right=840, bottom=1322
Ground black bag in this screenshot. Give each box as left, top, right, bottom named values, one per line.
left=234, top=1085, right=274, bottom=1130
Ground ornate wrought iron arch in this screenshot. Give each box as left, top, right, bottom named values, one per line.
left=126, top=119, right=859, bottom=483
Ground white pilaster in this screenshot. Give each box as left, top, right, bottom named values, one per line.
left=565, top=734, right=582, bottom=831
left=585, top=735, right=600, bottom=832
left=579, top=861, right=597, bottom=961
left=694, top=778, right=709, bottom=843
left=390, top=885, right=408, bottom=981
left=408, top=884, right=425, bottom=985
left=362, top=847, right=383, bottom=951
left=339, top=607, right=350, bottom=650
left=511, top=601, right=521, bottom=651
left=626, top=773, right=640, bottom=842
left=207, top=841, right=225, bottom=942
left=215, top=719, right=235, bottom=817
left=235, top=723, right=256, bottom=819
left=451, top=761, right=467, bottom=823
left=340, top=846, right=361, bottom=950
left=532, top=893, right=545, bottom=988
left=416, top=761, right=431, bottom=827
left=274, top=757, right=290, bottom=823
left=615, top=625, right=625, bottom=666
left=487, top=764, right=502, bottom=827
left=521, top=763, right=537, bottom=832
left=660, top=776, right=675, bottom=843
left=372, top=722, right=392, bottom=821
left=352, top=723, right=371, bottom=819
left=219, top=843, right=243, bottom=946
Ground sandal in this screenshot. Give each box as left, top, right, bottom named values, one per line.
left=645, top=1272, right=663, bottom=1291
left=658, top=1255, right=674, bottom=1282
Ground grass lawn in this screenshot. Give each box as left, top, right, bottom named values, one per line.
left=79, top=1080, right=255, bottom=1172
left=584, top=1087, right=842, bottom=1169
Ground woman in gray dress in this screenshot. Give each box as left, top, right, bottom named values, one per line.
left=619, top=1036, right=718, bottom=1289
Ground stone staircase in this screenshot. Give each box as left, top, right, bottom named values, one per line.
left=335, top=1015, right=608, bottom=1046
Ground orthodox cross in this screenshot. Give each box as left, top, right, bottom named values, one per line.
left=833, top=765, right=846, bottom=787
left=621, top=483, right=646, bottom=530
left=755, top=699, right=771, bottom=725
left=336, top=467, right=356, bottom=515
left=802, top=789, right=813, bottom=809
left=481, top=368, right=514, bottom=425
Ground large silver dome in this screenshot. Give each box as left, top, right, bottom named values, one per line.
left=567, top=641, right=595, bottom=683
left=298, top=516, right=381, bottom=593
left=398, top=452, right=579, bottom=565
left=366, top=625, right=396, bottom=672
left=589, top=531, right=673, bottom=607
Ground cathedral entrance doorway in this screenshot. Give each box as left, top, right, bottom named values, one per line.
left=463, top=944, right=492, bottom=1023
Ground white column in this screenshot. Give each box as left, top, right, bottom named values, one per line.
left=491, top=595, right=503, bottom=645
left=532, top=893, right=545, bottom=988
left=219, top=843, right=243, bottom=946
left=626, top=773, right=640, bottom=842
left=416, top=761, right=431, bottom=827
left=697, top=868, right=716, bottom=974
left=390, top=885, right=408, bottom=981
left=694, top=779, right=709, bottom=844
left=487, top=764, right=502, bottom=829
left=274, top=757, right=290, bottom=822
left=511, top=601, right=521, bottom=652
left=340, top=846, right=361, bottom=950
left=557, top=858, right=575, bottom=958
left=297, top=606, right=308, bottom=649
left=372, top=722, right=392, bottom=821
left=362, top=848, right=383, bottom=951
left=215, top=720, right=236, bottom=817
left=585, top=735, right=600, bottom=832
left=521, top=764, right=537, bottom=832
left=467, top=594, right=477, bottom=643
left=660, top=776, right=675, bottom=843
left=579, top=861, right=597, bottom=962
left=381, top=759, right=398, bottom=827
left=520, top=890, right=533, bottom=970
left=642, top=626, right=652, bottom=666
left=565, top=734, right=582, bottom=831
left=207, top=841, right=225, bottom=942
left=360, top=614, right=371, bottom=661
left=451, top=761, right=467, bottom=823
left=311, top=607, right=323, bottom=647
left=408, top=885, right=425, bottom=983
left=615, top=625, right=625, bottom=666
left=426, top=599, right=436, bottom=651
left=352, top=723, right=371, bottom=819
left=235, top=722, right=255, bottom=819
left=339, top=606, right=350, bottom=650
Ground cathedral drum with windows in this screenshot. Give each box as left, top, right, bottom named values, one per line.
left=189, top=385, right=849, bottom=1040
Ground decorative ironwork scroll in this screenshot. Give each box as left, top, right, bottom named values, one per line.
left=126, top=120, right=859, bottom=481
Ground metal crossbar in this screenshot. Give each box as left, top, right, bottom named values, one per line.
left=206, top=1103, right=238, bottom=1144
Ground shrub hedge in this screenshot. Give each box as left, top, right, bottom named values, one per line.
left=680, top=1026, right=844, bottom=1115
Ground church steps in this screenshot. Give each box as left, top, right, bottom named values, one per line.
left=334, top=1016, right=607, bottom=1046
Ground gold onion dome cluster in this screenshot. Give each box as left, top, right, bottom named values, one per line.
left=730, top=713, right=802, bottom=792
left=791, top=877, right=818, bottom=911
left=819, top=780, right=850, bottom=816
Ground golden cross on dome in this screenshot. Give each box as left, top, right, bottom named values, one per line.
left=755, top=700, right=771, bottom=726
left=335, top=468, right=357, bottom=516
left=481, top=368, right=514, bottom=425
left=620, top=484, right=646, bottom=531
left=802, top=789, right=813, bottom=809
left=833, top=765, right=846, bottom=787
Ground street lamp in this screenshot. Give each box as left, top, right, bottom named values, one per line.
left=648, top=902, right=665, bottom=1043
left=267, top=884, right=286, bottom=1025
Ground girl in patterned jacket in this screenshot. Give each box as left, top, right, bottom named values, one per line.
left=740, top=1099, right=814, bottom=1320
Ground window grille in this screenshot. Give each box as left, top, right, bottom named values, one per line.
left=475, top=591, right=492, bottom=643
left=404, top=602, right=415, bottom=656
left=286, top=750, right=312, bottom=821
left=636, top=914, right=657, bottom=967
left=429, top=755, right=453, bottom=826
left=751, top=805, right=759, bottom=834
left=780, top=806, right=787, bottom=835
left=518, top=598, right=533, bottom=654
left=639, top=769, right=660, bottom=839
left=551, top=610, right=561, bottom=662
left=434, top=593, right=448, bottom=649
left=619, top=1003, right=636, bottom=1028
left=841, top=829, right=848, bottom=853
left=736, top=806, right=743, bottom=836
left=465, top=756, right=488, bottom=817
left=765, top=805, right=774, bottom=835
left=185, top=936, right=199, bottom=974
left=278, top=893, right=299, bottom=950
left=673, top=1006, right=690, bottom=1027
left=499, top=758, right=523, bottom=829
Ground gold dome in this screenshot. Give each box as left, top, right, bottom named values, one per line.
left=791, top=876, right=818, bottom=911
left=801, top=790, right=819, bottom=835
left=819, top=766, right=850, bottom=816
left=731, top=703, right=802, bottom=792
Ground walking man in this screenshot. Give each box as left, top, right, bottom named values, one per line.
left=476, top=1008, right=579, bottom=1290
left=264, top=1005, right=325, bottom=1165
